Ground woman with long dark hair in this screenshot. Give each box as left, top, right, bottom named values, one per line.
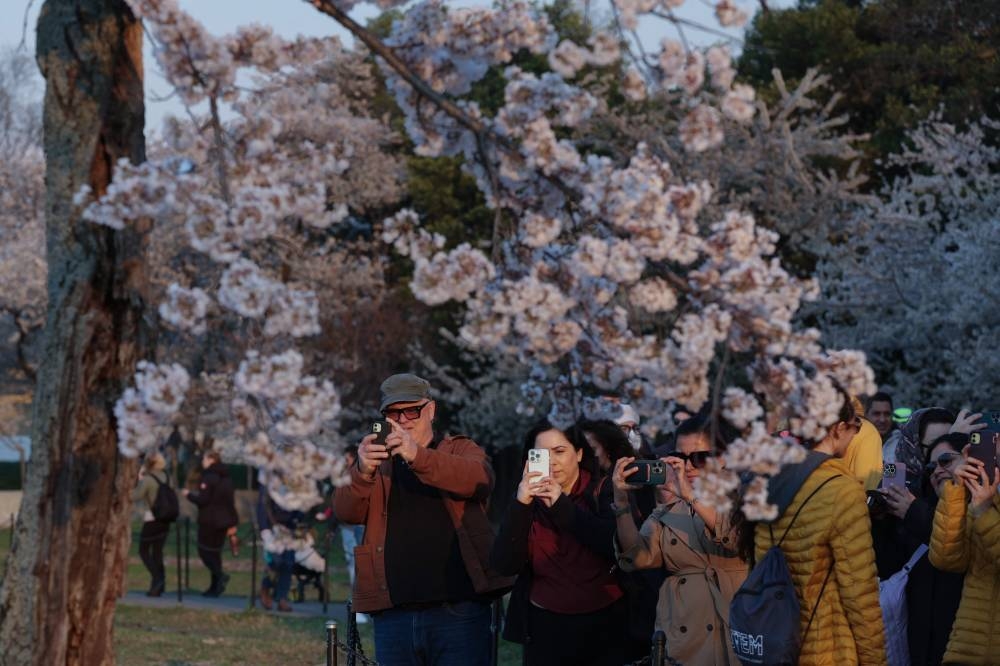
left=491, top=420, right=625, bottom=666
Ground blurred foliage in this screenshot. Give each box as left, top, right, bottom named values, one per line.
left=739, top=0, right=1000, bottom=181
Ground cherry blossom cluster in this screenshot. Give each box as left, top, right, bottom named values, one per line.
left=79, top=2, right=408, bottom=509
left=115, top=362, right=191, bottom=457
left=373, top=0, right=873, bottom=513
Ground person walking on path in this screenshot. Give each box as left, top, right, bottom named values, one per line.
left=183, top=450, right=239, bottom=597
left=334, top=373, right=513, bottom=666
left=132, top=452, right=171, bottom=597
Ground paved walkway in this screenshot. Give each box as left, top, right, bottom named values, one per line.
left=119, top=590, right=351, bottom=621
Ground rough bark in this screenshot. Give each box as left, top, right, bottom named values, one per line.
left=0, top=1, right=147, bottom=664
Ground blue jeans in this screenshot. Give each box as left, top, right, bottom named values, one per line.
left=339, top=524, right=365, bottom=587
left=264, top=550, right=295, bottom=601
left=373, top=601, right=492, bottom=666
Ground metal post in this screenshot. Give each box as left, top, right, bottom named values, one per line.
left=322, top=532, right=329, bottom=615
left=184, top=516, right=191, bottom=589
left=325, top=620, right=338, bottom=666
left=249, top=522, right=257, bottom=610
left=651, top=630, right=666, bottom=666
left=175, top=521, right=183, bottom=603
left=346, top=600, right=356, bottom=666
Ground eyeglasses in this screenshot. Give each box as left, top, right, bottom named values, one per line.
left=926, top=452, right=959, bottom=472
left=619, top=424, right=640, bottom=435
left=670, top=451, right=716, bottom=469
left=382, top=401, right=431, bottom=422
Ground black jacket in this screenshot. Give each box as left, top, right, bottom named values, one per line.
left=491, top=473, right=617, bottom=644
left=187, top=462, right=238, bottom=531
left=900, top=495, right=964, bottom=666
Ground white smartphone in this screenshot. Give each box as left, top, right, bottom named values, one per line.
left=527, top=448, right=550, bottom=477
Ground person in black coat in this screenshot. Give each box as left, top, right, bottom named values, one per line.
left=877, top=433, right=966, bottom=665
left=183, top=450, right=238, bottom=597
left=491, top=421, right=626, bottom=666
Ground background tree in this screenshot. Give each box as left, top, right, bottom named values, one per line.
left=0, top=49, right=45, bottom=390
left=815, top=114, right=1000, bottom=409
left=0, top=0, right=148, bottom=663
left=739, top=0, right=1000, bottom=172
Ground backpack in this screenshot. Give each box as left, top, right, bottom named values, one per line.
left=729, top=475, right=840, bottom=665
left=151, top=473, right=180, bottom=523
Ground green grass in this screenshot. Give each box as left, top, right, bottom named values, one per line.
left=114, top=604, right=374, bottom=665
left=1, top=524, right=526, bottom=665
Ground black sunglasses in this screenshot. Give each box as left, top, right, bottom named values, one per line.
left=670, top=451, right=716, bottom=469
left=925, top=452, right=960, bottom=472
left=382, top=401, right=431, bottom=421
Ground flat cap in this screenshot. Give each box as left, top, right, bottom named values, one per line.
left=379, top=373, right=432, bottom=412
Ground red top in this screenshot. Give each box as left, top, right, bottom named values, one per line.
left=528, top=469, right=623, bottom=613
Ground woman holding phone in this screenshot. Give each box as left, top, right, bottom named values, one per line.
left=928, top=441, right=1000, bottom=664
left=612, top=413, right=746, bottom=665
left=491, top=421, right=625, bottom=666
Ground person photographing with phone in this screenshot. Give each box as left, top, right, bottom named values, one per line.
left=491, top=421, right=626, bottom=666
left=928, top=410, right=1000, bottom=665
left=333, top=373, right=513, bottom=666
left=612, top=413, right=746, bottom=665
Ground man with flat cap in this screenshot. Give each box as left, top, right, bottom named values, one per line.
left=335, top=373, right=513, bottom=665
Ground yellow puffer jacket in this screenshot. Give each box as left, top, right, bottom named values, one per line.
left=754, top=458, right=886, bottom=665
left=929, top=479, right=1000, bottom=664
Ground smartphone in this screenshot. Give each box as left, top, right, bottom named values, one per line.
left=371, top=420, right=392, bottom=445
left=881, top=463, right=906, bottom=491
left=527, top=448, right=550, bottom=477
left=624, top=460, right=667, bottom=486
left=969, top=409, right=1000, bottom=480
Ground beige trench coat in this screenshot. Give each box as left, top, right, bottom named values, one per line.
left=617, top=499, right=747, bottom=665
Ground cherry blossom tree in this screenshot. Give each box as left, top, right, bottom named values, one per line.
left=0, top=50, right=45, bottom=387
left=816, top=115, right=1000, bottom=409
left=96, top=0, right=874, bottom=518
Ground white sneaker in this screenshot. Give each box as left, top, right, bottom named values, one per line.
left=355, top=612, right=369, bottom=625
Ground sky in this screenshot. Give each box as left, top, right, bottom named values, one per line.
left=0, top=0, right=770, bottom=131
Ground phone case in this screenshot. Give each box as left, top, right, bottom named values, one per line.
left=625, top=460, right=667, bottom=486
left=527, top=448, right=550, bottom=477
left=371, top=420, right=391, bottom=445
left=882, top=462, right=906, bottom=490
left=969, top=431, right=999, bottom=480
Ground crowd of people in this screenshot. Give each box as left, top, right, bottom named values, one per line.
left=131, top=372, right=999, bottom=666
left=332, top=373, right=998, bottom=666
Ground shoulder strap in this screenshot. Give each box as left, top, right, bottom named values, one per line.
left=777, top=474, right=841, bottom=548
left=151, top=472, right=169, bottom=488
left=802, top=560, right=835, bottom=641
left=903, top=544, right=929, bottom=572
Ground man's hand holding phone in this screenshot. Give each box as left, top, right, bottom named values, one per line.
left=384, top=419, right=418, bottom=464
left=357, top=431, right=389, bottom=478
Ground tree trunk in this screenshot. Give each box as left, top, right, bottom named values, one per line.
left=0, top=1, right=147, bottom=664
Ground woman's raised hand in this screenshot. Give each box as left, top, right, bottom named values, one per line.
left=515, top=461, right=545, bottom=506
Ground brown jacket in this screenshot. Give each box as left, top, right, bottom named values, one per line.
left=334, top=435, right=515, bottom=613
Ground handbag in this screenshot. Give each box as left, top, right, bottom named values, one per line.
left=879, top=543, right=928, bottom=666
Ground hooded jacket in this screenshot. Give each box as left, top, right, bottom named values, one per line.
left=754, top=452, right=886, bottom=665
left=186, top=462, right=238, bottom=531
left=928, top=479, right=1000, bottom=664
